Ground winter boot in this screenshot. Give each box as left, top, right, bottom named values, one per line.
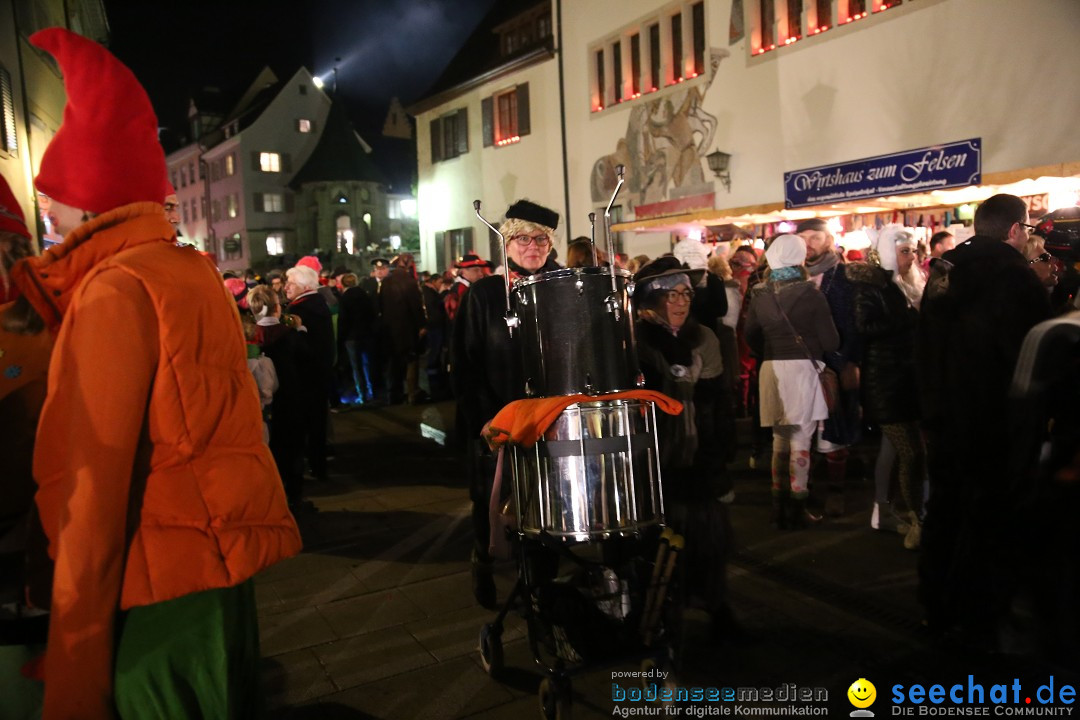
left=871, top=502, right=910, bottom=534
left=788, top=496, right=808, bottom=530
left=771, top=492, right=789, bottom=530
left=903, top=511, right=922, bottom=551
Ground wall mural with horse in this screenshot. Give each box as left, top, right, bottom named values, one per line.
left=590, top=48, right=729, bottom=211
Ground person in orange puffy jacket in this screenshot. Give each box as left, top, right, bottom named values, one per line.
left=9, top=28, right=301, bottom=719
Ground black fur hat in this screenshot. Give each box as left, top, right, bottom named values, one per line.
left=505, top=199, right=559, bottom=231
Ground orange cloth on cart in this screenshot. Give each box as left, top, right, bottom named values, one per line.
left=482, top=390, right=683, bottom=450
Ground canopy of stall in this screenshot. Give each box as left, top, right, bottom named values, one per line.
left=610, top=163, right=1080, bottom=235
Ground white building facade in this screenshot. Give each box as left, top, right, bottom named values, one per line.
left=414, top=0, right=1080, bottom=266
left=413, top=2, right=563, bottom=272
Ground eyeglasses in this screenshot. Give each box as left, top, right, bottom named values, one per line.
left=665, top=289, right=694, bottom=303
left=509, top=234, right=552, bottom=249
left=1018, top=222, right=1039, bottom=235
left=1029, top=252, right=1052, bottom=265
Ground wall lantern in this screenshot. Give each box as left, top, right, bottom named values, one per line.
left=706, top=150, right=732, bottom=192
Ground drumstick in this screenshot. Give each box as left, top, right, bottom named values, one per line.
left=643, top=533, right=684, bottom=645
left=639, top=528, right=674, bottom=632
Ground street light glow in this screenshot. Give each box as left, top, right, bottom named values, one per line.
left=313, top=76, right=324, bottom=89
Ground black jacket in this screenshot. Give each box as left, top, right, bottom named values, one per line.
left=847, top=263, right=920, bottom=424
left=337, top=286, right=377, bottom=348
left=690, top=271, right=728, bottom=333
left=917, top=236, right=1052, bottom=460
left=380, top=269, right=426, bottom=355
left=422, top=283, right=447, bottom=331
left=450, top=257, right=560, bottom=437
left=288, top=292, right=334, bottom=384
left=258, top=322, right=308, bottom=443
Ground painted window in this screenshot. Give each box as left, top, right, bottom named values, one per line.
left=612, top=40, right=623, bottom=103
left=589, top=1, right=708, bottom=112
left=671, top=12, right=683, bottom=81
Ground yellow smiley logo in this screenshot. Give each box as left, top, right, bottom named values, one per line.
left=848, top=678, right=877, bottom=709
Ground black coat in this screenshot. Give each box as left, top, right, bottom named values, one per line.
left=690, top=271, right=728, bottom=333
left=422, top=284, right=447, bottom=331
left=287, top=292, right=334, bottom=385
left=450, top=257, right=560, bottom=437
left=337, top=286, right=376, bottom=348
left=380, top=269, right=426, bottom=355
left=917, top=236, right=1052, bottom=470
left=847, top=263, right=920, bottom=425
left=258, top=322, right=308, bottom=444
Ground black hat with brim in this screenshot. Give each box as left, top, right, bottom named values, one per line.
left=506, top=199, right=559, bottom=230
left=632, top=256, right=705, bottom=293
left=370, top=257, right=390, bottom=268
left=455, top=253, right=493, bottom=269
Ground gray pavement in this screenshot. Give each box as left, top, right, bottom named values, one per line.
left=257, top=402, right=1076, bottom=719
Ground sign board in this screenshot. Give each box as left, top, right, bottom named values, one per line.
left=634, top=192, right=716, bottom=221
left=783, top=139, right=981, bottom=209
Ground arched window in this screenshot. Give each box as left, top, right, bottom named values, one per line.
left=336, top=213, right=354, bottom=254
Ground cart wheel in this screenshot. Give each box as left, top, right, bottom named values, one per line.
left=538, top=677, right=572, bottom=720
left=640, top=658, right=677, bottom=708
left=479, top=623, right=504, bottom=679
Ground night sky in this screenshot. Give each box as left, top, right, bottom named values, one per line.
left=104, top=0, right=495, bottom=144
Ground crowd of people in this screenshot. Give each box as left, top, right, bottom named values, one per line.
left=1, top=27, right=1077, bottom=718
left=451, top=194, right=1079, bottom=664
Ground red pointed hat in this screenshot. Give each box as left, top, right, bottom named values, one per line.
left=0, top=172, right=30, bottom=239
left=30, top=28, right=168, bottom=215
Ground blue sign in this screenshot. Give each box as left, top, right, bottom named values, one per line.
left=783, top=138, right=981, bottom=209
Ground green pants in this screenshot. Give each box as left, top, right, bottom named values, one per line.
left=114, top=580, right=262, bottom=719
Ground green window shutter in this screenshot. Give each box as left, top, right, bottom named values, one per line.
left=516, top=83, right=530, bottom=137
left=430, top=117, right=443, bottom=162
left=455, top=108, right=468, bottom=155
left=482, top=96, right=494, bottom=147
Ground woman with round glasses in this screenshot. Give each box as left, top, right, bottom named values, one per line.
left=633, top=256, right=734, bottom=641
left=450, top=199, right=562, bottom=609
left=745, top=234, right=839, bottom=529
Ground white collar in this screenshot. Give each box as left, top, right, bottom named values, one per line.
left=256, top=316, right=281, bottom=326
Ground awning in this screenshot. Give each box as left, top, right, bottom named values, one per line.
left=610, top=162, right=1080, bottom=234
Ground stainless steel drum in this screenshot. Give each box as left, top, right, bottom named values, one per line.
left=513, top=266, right=640, bottom=397
left=510, top=399, right=664, bottom=542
